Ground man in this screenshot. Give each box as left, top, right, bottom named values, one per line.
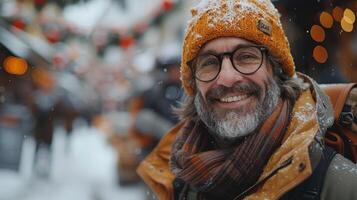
left=137, top=0, right=357, bottom=199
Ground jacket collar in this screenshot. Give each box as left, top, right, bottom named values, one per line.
left=299, top=73, right=334, bottom=136
left=245, top=73, right=334, bottom=200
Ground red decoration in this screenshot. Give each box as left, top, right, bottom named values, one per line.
left=35, top=0, right=47, bottom=6
left=162, top=0, right=174, bottom=11
left=11, top=19, right=26, bottom=30
left=119, top=36, right=135, bottom=49
left=52, top=54, right=63, bottom=66
left=45, top=31, right=61, bottom=43
left=52, top=53, right=68, bottom=69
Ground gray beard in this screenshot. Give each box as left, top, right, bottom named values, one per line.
left=194, top=77, right=281, bottom=142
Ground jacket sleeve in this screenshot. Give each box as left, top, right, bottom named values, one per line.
left=320, top=154, right=357, bottom=200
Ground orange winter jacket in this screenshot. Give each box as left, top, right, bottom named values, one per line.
left=137, top=74, right=357, bottom=200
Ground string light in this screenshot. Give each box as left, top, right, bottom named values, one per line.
left=340, top=8, right=355, bottom=32
left=343, top=8, right=355, bottom=24
left=310, top=25, right=325, bottom=42
left=312, top=7, right=356, bottom=65
left=3, top=56, right=28, bottom=75
left=313, top=45, right=328, bottom=63
left=320, top=12, right=333, bottom=28
left=341, top=17, right=354, bottom=32
left=333, top=6, right=344, bottom=22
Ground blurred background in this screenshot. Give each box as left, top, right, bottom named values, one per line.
left=0, top=0, right=356, bottom=200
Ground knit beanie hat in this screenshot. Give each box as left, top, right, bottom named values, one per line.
left=181, top=0, right=295, bottom=96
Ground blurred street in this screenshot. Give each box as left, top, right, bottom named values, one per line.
left=0, top=121, right=146, bottom=200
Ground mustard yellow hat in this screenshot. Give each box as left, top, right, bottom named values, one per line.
left=181, top=0, right=295, bottom=96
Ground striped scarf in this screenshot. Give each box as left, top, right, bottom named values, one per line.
left=170, top=100, right=291, bottom=200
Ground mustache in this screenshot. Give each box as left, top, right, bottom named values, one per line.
left=206, top=81, right=262, bottom=101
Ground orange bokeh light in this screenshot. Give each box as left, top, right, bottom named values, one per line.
left=333, top=6, right=344, bottom=22
left=31, top=68, right=55, bottom=91
left=310, top=25, right=325, bottom=42
left=3, top=56, right=28, bottom=75
left=320, top=12, right=334, bottom=28
left=313, top=45, right=328, bottom=64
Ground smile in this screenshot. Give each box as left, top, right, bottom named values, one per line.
left=219, top=94, right=251, bottom=103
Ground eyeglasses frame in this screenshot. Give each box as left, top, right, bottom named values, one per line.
left=187, top=45, right=268, bottom=82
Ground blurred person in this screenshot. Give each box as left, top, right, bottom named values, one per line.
left=134, top=57, right=183, bottom=141
left=137, top=0, right=357, bottom=200
left=31, top=69, right=88, bottom=177
left=0, top=102, right=33, bottom=171
left=0, top=49, right=36, bottom=173
left=112, top=57, right=183, bottom=185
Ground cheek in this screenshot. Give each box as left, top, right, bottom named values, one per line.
left=250, top=69, right=271, bottom=97
left=254, top=64, right=272, bottom=85
left=196, top=81, right=211, bottom=100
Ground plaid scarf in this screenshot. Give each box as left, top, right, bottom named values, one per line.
left=170, top=100, right=291, bottom=200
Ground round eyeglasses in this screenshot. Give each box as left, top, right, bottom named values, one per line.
left=188, top=45, right=267, bottom=82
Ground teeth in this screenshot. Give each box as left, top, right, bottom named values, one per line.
left=220, top=95, right=249, bottom=103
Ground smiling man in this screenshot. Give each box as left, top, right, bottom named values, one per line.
left=137, top=0, right=357, bottom=200
left=193, top=38, right=280, bottom=144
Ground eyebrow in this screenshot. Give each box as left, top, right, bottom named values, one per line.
left=198, top=43, right=256, bottom=56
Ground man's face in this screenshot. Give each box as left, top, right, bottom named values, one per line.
left=194, top=37, right=281, bottom=142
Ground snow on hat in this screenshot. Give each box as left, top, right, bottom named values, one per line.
left=181, top=0, right=295, bottom=96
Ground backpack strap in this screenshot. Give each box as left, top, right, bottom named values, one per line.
left=321, top=83, right=356, bottom=121
left=321, top=83, right=357, bottom=163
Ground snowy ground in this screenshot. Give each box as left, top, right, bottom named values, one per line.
left=0, top=122, right=147, bottom=200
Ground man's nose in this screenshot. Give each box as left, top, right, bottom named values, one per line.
left=216, top=57, right=244, bottom=87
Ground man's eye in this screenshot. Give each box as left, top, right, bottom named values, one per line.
left=200, top=58, right=219, bottom=67
left=241, top=53, right=258, bottom=59
left=203, top=60, right=217, bottom=66
left=236, top=53, right=259, bottom=62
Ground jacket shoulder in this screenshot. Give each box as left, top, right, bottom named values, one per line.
left=321, top=154, right=357, bottom=200
left=137, top=121, right=185, bottom=200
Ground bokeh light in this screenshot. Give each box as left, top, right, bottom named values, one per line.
left=341, top=18, right=354, bottom=32
left=310, top=25, right=325, bottom=42
left=31, top=68, right=55, bottom=90
left=3, top=56, right=28, bottom=75
left=333, top=6, right=344, bottom=22
left=343, top=8, right=355, bottom=24
left=313, top=45, right=328, bottom=63
left=320, top=11, right=334, bottom=28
